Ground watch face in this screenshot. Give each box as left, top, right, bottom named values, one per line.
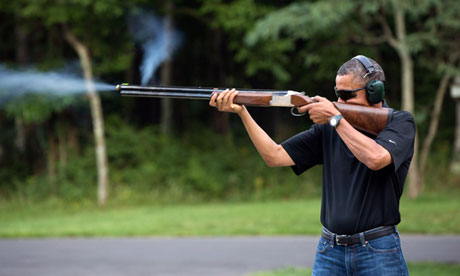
left=330, top=118, right=337, bottom=127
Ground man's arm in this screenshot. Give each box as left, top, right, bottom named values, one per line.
left=301, top=96, right=392, bottom=170
left=335, top=119, right=392, bottom=170
left=210, top=89, right=294, bottom=167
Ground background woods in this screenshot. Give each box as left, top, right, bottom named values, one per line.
left=0, top=0, right=458, bottom=205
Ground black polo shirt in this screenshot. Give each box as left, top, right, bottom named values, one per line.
left=281, top=110, right=415, bottom=234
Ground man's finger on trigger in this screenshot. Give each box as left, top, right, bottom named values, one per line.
left=297, top=105, right=309, bottom=113
left=304, top=103, right=315, bottom=111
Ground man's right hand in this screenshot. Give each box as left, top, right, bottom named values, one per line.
left=209, top=88, right=245, bottom=114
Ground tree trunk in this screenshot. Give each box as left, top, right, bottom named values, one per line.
left=161, top=1, right=174, bottom=136
left=58, top=119, right=68, bottom=168
left=418, top=74, right=450, bottom=187
left=452, top=99, right=460, bottom=174
left=67, top=121, right=80, bottom=155
left=211, top=28, right=230, bottom=135
left=15, top=118, right=26, bottom=153
left=401, top=52, right=420, bottom=198
left=0, top=113, right=3, bottom=164
left=47, top=128, right=57, bottom=195
left=64, top=29, right=109, bottom=206
left=451, top=77, right=460, bottom=175
left=15, top=23, right=28, bottom=65
left=15, top=22, right=29, bottom=168
left=391, top=5, right=420, bottom=198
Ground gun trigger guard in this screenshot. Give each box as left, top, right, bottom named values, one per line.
left=290, top=107, right=306, bottom=117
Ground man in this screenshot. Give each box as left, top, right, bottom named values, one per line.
left=209, top=55, right=414, bottom=275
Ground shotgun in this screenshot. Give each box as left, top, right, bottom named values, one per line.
left=116, top=84, right=393, bottom=135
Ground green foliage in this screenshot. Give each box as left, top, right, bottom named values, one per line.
left=200, top=0, right=267, bottom=31
left=237, top=38, right=295, bottom=82
left=3, top=114, right=457, bottom=204
left=13, top=150, right=98, bottom=202
left=104, top=116, right=321, bottom=202
left=4, top=94, right=82, bottom=124
left=418, top=142, right=459, bottom=189
left=199, top=0, right=296, bottom=83
left=11, top=0, right=142, bottom=76
left=245, top=1, right=355, bottom=44
left=0, top=0, right=459, bottom=204
left=4, top=117, right=321, bottom=203
left=240, top=0, right=361, bottom=86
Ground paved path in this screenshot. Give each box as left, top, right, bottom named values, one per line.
left=1, top=235, right=459, bottom=276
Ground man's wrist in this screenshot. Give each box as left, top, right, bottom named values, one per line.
left=331, top=107, right=341, bottom=117
left=237, top=105, right=247, bottom=116
left=329, top=114, right=344, bottom=129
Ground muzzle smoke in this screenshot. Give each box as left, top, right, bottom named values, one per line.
left=0, top=11, right=181, bottom=104
left=128, top=11, right=182, bottom=85
left=0, top=65, right=113, bottom=100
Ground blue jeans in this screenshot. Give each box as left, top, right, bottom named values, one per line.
left=312, top=227, right=409, bottom=276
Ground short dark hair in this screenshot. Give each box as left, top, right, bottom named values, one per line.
left=337, top=57, right=385, bottom=87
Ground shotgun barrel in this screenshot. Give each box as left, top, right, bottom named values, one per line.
left=115, top=84, right=300, bottom=100
left=115, top=84, right=393, bottom=135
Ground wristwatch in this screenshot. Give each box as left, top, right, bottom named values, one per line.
left=329, top=114, right=343, bottom=128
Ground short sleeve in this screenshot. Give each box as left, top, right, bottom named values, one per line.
left=375, top=110, right=415, bottom=172
left=281, top=125, right=324, bottom=175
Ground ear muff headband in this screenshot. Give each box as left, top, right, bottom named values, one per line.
left=353, top=55, right=385, bottom=105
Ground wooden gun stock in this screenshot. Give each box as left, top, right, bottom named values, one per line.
left=233, top=93, right=392, bottom=135
left=332, top=102, right=393, bottom=136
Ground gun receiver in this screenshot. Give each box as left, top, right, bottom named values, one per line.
left=116, top=84, right=392, bottom=135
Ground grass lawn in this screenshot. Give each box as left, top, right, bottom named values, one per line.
left=248, top=262, right=460, bottom=276
left=0, top=200, right=321, bottom=237
left=0, top=191, right=460, bottom=237
left=0, top=191, right=459, bottom=237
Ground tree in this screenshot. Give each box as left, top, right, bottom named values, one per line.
left=12, top=0, right=141, bottom=205
left=452, top=77, right=460, bottom=175
left=161, top=0, right=174, bottom=136
left=243, top=0, right=460, bottom=197
left=64, top=29, right=109, bottom=205
left=198, top=0, right=303, bottom=137
left=371, top=0, right=460, bottom=196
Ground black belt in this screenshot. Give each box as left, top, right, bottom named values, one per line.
left=321, top=226, right=396, bottom=246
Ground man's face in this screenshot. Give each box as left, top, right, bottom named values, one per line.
left=335, top=74, right=380, bottom=107
left=335, top=75, right=369, bottom=105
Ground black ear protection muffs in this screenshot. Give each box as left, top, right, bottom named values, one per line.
left=353, top=55, right=385, bottom=105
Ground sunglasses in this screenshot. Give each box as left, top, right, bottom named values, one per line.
left=334, top=86, right=365, bottom=100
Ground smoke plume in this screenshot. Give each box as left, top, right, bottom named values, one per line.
left=128, top=11, right=182, bottom=85
left=0, top=11, right=182, bottom=104
left=0, top=64, right=113, bottom=100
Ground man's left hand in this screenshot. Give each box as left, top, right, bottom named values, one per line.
left=298, top=96, right=341, bottom=124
